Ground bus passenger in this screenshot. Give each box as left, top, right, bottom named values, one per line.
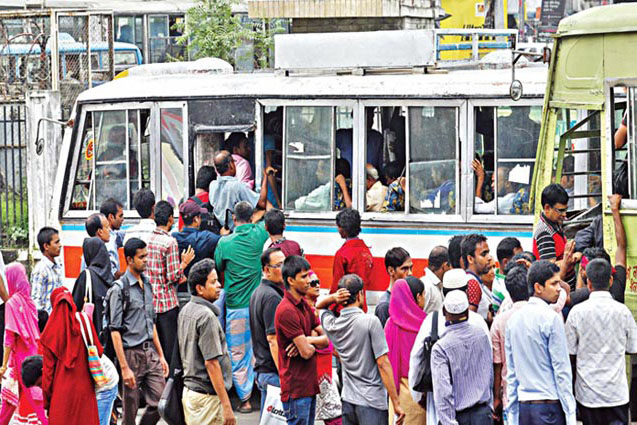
left=209, top=150, right=272, bottom=231
left=225, top=132, right=254, bottom=189
left=294, top=159, right=352, bottom=211
left=335, top=109, right=384, bottom=172
left=382, top=162, right=405, bottom=212
left=365, top=164, right=388, bottom=212
left=473, top=160, right=530, bottom=215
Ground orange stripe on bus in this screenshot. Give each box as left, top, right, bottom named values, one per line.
left=64, top=247, right=427, bottom=292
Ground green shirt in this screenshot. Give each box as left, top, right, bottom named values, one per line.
left=215, top=221, right=269, bottom=309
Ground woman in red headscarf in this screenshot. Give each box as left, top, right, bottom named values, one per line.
left=40, top=287, right=101, bottom=425
left=384, top=277, right=427, bottom=425
left=0, top=263, right=48, bottom=425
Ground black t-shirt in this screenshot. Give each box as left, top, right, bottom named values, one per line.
left=570, top=265, right=626, bottom=306
left=249, top=279, right=284, bottom=374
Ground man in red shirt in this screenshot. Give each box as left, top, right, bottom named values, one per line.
left=330, top=208, right=373, bottom=312
left=274, top=255, right=328, bottom=425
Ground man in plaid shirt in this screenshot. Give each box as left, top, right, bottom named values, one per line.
left=146, top=201, right=194, bottom=359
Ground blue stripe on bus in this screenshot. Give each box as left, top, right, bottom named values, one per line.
left=61, top=223, right=532, bottom=238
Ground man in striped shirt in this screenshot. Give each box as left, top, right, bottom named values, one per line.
left=533, top=184, right=577, bottom=289
left=431, top=290, right=493, bottom=425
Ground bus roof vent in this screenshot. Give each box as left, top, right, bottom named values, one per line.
left=116, top=58, right=233, bottom=79
left=274, top=29, right=518, bottom=74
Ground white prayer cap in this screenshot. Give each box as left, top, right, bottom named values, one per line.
left=444, top=290, right=469, bottom=314
left=442, top=269, right=469, bottom=289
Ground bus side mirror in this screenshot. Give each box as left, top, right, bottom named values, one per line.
left=543, top=47, right=551, bottom=64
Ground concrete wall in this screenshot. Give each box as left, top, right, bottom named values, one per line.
left=290, top=16, right=434, bottom=33
left=248, top=0, right=434, bottom=18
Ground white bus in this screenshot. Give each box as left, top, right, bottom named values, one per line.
left=51, top=61, right=547, bottom=296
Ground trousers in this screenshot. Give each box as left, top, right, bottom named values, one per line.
left=122, top=345, right=166, bottom=425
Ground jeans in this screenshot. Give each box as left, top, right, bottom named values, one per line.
left=342, top=400, right=388, bottom=425
left=282, top=396, right=316, bottom=425
left=96, top=385, right=118, bottom=425
left=256, top=372, right=281, bottom=417
left=519, top=402, right=565, bottom=425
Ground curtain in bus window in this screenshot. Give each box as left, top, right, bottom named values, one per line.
left=495, top=106, right=541, bottom=215
left=160, top=108, right=184, bottom=205
left=408, top=107, right=457, bottom=215
left=286, top=106, right=333, bottom=212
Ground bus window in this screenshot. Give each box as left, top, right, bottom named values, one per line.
left=69, top=108, right=151, bottom=211
left=286, top=106, right=337, bottom=212
left=160, top=108, right=185, bottom=204
left=409, top=106, right=457, bottom=215
left=364, top=106, right=407, bottom=212
left=473, top=105, right=541, bottom=215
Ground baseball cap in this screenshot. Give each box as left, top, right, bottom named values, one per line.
left=444, top=290, right=469, bottom=314
left=442, top=269, right=469, bottom=290
left=179, top=201, right=207, bottom=218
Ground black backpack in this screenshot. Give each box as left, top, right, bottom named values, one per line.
left=412, top=311, right=440, bottom=394
left=101, top=274, right=132, bottom=361
left=189, top=195, right=222, bottom=235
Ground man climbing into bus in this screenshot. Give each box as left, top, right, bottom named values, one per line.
left=209, top=150, right=274, bottom=231
left=533, top=184, right=578, bottom=290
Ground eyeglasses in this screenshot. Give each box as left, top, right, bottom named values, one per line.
left=309, top=280, right=320, bottom=288
left=268, top=262, right=284, bottom=269
left=552, top=206, right=568, bottom=214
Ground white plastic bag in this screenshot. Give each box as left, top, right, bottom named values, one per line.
left=259, top=385, right=287, bottom=425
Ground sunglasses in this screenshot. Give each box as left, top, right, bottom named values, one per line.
left=552, top=206, right=568, bottom=214
left=309, top=280, right=320, bottom=288
left=268, top=262, right=284, bottom=269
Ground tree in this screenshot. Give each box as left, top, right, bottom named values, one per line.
left=174, top=0, right=285, bottom=69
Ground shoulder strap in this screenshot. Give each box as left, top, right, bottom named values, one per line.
left=431, top=311, right=439, bottom=342
left=84, top=270, right=93, bottom=304
left=189, top=195, right=204, bottom=207
left=75, top=312, right=94, bottom=348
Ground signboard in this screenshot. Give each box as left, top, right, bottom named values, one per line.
left=538, top=0, right=566, bottom=40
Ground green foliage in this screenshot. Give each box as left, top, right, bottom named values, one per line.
left=174, top=0, right=285, bottom=69
left=0, top=191, right=28, bottom=247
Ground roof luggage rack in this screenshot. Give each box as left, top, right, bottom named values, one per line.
left=273, top=28, right=518, bottom=75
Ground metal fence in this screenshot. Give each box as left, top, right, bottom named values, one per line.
left=0, top=10, right=114, bottom=119
left=0, top=102, right=27, bottom=248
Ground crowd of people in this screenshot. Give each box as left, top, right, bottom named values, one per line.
left=0, top=148, right=634, bottom=425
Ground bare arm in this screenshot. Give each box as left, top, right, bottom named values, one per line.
left=291, top=334, right=316, bottom=360
left=307, top=326, right=329, bottom=349
left=205, top=359, right=237, bottom=425
left=257, top=167, right=276, bottom=210
left=111, top=330, right=136, bottom=388
left=335, top=175, right=352, bottom=209
left=615, top=123, right=628, bottom=150
left=610, top=195, right=626, bottom=267
left=493, top=363, right=503, bottom=420
left=266, top=334, right=279, bottom=370
left=376, top=354, right=405, bottom=424
left=265, top=150, right=281, bottom=208
left=0, top=275, right=8, bottom=303
left=472, top=159, right=485, bottom=199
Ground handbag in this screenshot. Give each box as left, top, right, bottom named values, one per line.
left=412, top=311, right=440, bottom=394
left=158, top=332, right=186, bottom=425
left=76, top=312, right=109, bottom=388
left=259, top=385, right=286, bottom=425
left=82, top=270, right=95, bottom=318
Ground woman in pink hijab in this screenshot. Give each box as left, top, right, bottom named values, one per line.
left=385, top=277, right=426, bottom=425
left=0, top=263, right=48, bottom=425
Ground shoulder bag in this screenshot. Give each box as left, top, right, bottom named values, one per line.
left=412, top=311, right=440, bottom=394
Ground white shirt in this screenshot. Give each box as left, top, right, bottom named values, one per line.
left=408, top=309, right=490, bottom=424
left=366, top=181, right=388, bottom=212
left=422, top=268, right=444, bottom=314
left=565, top=291, right=637, bottom=407
left=123, top=218, right=156, bottom=244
